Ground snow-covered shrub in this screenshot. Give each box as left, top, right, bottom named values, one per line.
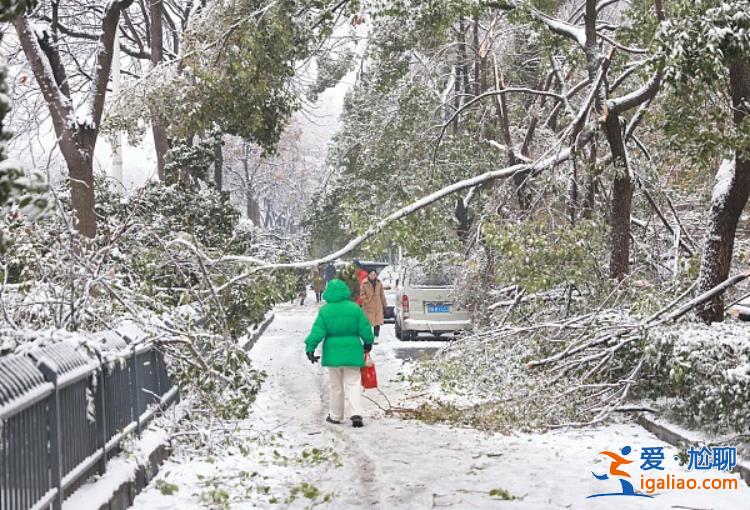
left=164, top=135, right=219, bottom=185
left=169, top=313, right=267, bottom=420
left=655, top=1, right=750, bottom=85
left=2, top=176, right=300, bottom=422
left=103, top=181, right=298, bottom=336
left=0, top=28, right=47, bottom=250
left=641, top=323, right=750, bottom=432
left=127, top=181, right=240, bottom=250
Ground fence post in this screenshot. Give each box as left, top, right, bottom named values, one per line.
left=38, top=360, right=63, bottom=510
left=130, top=345, right=141, bottom=437
left=95, top=366, right=108, bottom=475
left=152, top=347, right=162, bottom=398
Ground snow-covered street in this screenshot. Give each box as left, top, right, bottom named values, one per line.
left=132, top=299, right=750, bottom=510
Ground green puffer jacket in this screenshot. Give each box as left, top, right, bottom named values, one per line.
left=305, top=279, right=374, bottom=367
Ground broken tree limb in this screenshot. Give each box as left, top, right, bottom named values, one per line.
left=653, top=271, right=750, bottom=325
left=665, top=194, right=699, bottom=249
left=210, top=134, right=593, bottom=292
left=643, top=279, right=699, bottom=324
left=635, top=177, right=694, bottom=256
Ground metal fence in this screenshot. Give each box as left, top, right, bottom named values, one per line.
left=0, top=329, right=178, bottom=510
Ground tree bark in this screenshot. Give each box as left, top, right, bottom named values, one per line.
left=697, top=59, right=750, bottom=322
left=452, top=19, right=467, bottom=135
left=242, top=148, right=261, bottom=225
left=581, top=142, right=598, bottom=219
left=213, top=138, right=223, bottom=190
left=454, top=197, right=472, bottom=243
left=149, top=0, right=169, bottom=180
left=67, top=150, right=97, bottom=238
left=584, top=0, right=635, bottom=278
left=604, top=112, right=633, bottom=278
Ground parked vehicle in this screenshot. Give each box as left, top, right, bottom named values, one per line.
left=394, top=262, right=470, bottom=340
left=378, top=267, right=397, bottom=322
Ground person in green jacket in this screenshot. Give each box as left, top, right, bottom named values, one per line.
left=305, top=278, right=374, bottom=428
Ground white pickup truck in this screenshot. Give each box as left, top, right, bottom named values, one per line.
left=394, top=263, right=471, bottom=340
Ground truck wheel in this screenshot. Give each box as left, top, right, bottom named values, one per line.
left=403, top=330, right=416, bottom=341
left=395, top=321, right=403, bottom=340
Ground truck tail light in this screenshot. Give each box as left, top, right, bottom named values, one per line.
left=402, top=295, right=410, bottom=318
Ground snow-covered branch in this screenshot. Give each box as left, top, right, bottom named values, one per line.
left=213, top=141, right=586, bottom=291
left=608, top=72, right=661, bottom=114
left=532, top=9, right=587, bottom=48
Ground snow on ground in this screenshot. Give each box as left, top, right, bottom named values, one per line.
left=65, top=426, right=171, bottom=510
left=132, top=293, right=750, bottom=509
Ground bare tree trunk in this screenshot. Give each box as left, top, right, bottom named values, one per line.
left=242, top=148, right=261, bottom=225
left=491, top=55, right=531, bottom=210
left=472, top=14, right=480, bottom=97
left=213, top=138, right=223, bottom=190
left=697, top=59, right=750, bottom=322
left=582, top=0, right=635, bottom=278
left=14, top=3, right=133, bottom=238
left=454, top=197, right=471, bottom=243
left=581, top=142, right=598, bottom=219
left=452, top=19, right=466, bottom=135
left=605, top=113, right=633, bottom=278
left=149, top=0, right=169, bottom=180
left=153, top=123, right=169, bottom=181
left=567, top=159, right=578, bottom=225
left=67, top=150, right=97, bottom=238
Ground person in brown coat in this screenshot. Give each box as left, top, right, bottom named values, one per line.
left=360, top=270, right=387, bottom=339
left=311, top=267, right=325, bottom=303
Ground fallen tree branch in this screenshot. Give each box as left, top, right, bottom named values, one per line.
left=653, top=271, right=750, bottom=325
left=210, top=134, right=593, bottom=292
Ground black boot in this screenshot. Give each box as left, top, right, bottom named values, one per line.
left=351, top=415, right=363, bottom=428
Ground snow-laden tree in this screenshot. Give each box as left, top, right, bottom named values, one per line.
left=654, top=0, right=750, bottom=322
left=223, top=123, right=318, bottom=232
left=12, top=0, right=135, bottom=237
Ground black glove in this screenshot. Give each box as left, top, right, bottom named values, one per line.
left=306, top=351, right=320, bottom=364
left=363, top=343, right=373, bottom=353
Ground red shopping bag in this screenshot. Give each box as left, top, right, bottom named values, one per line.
left=361, top=353, right=378, bottom=389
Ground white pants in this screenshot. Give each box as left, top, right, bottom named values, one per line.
left=328, top=367, right=363, bottom=421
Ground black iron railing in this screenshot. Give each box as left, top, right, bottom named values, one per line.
left=0, top=330, right=178, bottom=510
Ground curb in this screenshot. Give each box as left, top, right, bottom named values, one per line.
left=241, top=312, right=275, bottom=352
left=98, top=442, right=171, bottom=510
left=636, top=413, right=750, bottom=487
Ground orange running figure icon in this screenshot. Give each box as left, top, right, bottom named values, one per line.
left=600, top=449, right=633, bottom=478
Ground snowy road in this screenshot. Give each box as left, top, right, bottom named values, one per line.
left=133, top=298, right=750, bottom=510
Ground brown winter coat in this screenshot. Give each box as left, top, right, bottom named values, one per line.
left=360, top=278, right=387, bottom=326
left=312, top=270, right=325, bottom=293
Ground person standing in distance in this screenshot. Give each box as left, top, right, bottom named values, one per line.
left=359, top=270, right=387, bottom=342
